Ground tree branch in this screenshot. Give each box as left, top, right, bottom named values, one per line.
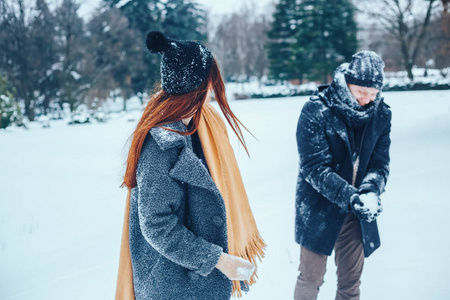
left=411, top=0, right=437, bottom=62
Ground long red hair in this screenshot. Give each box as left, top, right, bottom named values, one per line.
left=122, top=58, right=249, bottom=189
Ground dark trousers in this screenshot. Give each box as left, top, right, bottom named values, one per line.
left=294, top=213, right=365, bottom=300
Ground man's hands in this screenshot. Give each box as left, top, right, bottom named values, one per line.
left=351, top=192, right=382, bottom=222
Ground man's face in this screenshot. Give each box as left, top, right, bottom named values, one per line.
left=347, top=84, right=380, bottom=107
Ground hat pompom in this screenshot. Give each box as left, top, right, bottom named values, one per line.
left=146, top=31, right=170, bottom=53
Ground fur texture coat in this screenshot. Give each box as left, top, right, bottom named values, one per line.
left=129, top=121, right=232, bottom=299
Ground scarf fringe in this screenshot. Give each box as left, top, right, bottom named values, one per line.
left=231, top=232, right=267, bottom=298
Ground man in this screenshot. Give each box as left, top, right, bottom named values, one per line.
left=294, top=51, right=391, bottom=300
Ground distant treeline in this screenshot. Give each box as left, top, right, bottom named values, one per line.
left=0, top=0, right=448, bottom=125
left=0, top=0, right=207, bottom=121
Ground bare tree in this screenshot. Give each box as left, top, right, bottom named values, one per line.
left=209, top=3, right=271, bottom=81
left=357, top=0, right=442, bottom=80
left=434, top=0, right=450, bottom=76
left=54, top=0, right=86, bottom=112
left=244, top=7, right=271, bottom=80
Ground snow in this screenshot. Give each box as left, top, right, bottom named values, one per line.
left=198, top=44, right=209, bottom=69
left=38, top=115, right=50, bottom=128
left=0, top=94, right=10, bottom=103
left=115, top=0, right=133, bottom=8
left=355, top=192, right=380, bottom=222
left=236, top=265, right=255, bottom=281
left=359, top=192, right=378, bottom=213
left=1, top=90, right=450, bottom=299
left=70, top=71, right=81, bottom=81
left=68, top=104, right=90, bottom=124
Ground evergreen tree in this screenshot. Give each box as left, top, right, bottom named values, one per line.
left=102, top=0, right=209, bottom=94
left=292, top=0, right=357, bottom=83
left=267, top=0, right=297, bottom=81
left=0, top=75, right=21, bottom=129
left=0, top=0, right=36, bottom=120
left=85, top=8, right=145, bottom=110
left=109, top=0, right=162, bottom=35
left=103, top=0, right=163, bottom=94
left=268, top=0, right=357, bottom=83
left=163, top=0, right=207, bottom=41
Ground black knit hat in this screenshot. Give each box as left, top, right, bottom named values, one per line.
left=146, top=31, right=213, bottom=95
left=344, top=51, right=385, bottom=90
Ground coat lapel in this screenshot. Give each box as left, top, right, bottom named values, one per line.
left=169, top=146, right=220, bottom=194
left=322, top=109, right=352, bottom=156
left=150, top=120, right=220, bottom=194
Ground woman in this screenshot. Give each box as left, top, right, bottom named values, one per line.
left=115, top=32, right=265, bottom=300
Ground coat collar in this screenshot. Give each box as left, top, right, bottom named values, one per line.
left=320, top=97, right=388, bottom=159
left=150, top=121, right=221, bottom=194
left=150, top=121, right=187, bottom=151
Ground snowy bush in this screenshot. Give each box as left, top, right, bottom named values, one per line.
left=68, top=104, right=90, bottom=125
left=38, top=115, right=51, bottom=128
left=383, top=68, right=450, bottom=91
left=226, top=81, right=317, bottom=100
left=225, top=68, right=450, bottom=100
left=92, top=107, right=108, bottom=123
left=0, top=76, right=22, bottom=129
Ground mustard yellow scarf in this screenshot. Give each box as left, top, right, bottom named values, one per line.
left=115, top=104, right=265, bottom=299
left=115, top=190, right=134, bottom=300
left=197, top=103, right=265, bottom=297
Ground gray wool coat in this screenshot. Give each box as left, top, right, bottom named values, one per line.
left=295, top=93, right=391, bottom=258
left=129, top=121, right=233, bottom=300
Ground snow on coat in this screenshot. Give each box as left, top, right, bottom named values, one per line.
left=295, top=88, right=391, bottom=258
left=129, top=120, right=233, bottom=300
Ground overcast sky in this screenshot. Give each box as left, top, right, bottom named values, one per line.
left=79, top=0, right=275, bottom=20
left=198, top=0, right=269, bottom=14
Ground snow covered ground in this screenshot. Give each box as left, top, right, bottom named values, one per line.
left=1, top=90, right=450, bottom=299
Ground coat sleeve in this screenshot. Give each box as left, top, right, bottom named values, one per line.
left=136, top=137, right=222, bottom=277
left=359, top=109, right=392, bottom=196
left=296, top=101, right=358, bottom=212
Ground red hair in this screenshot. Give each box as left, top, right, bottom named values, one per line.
left=122, top=58, right=249, bottom=189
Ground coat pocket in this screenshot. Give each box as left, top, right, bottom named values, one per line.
left=150, top=256, right=189, bottom=286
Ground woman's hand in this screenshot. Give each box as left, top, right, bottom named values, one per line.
left=215, top=252, right=255, bottom=281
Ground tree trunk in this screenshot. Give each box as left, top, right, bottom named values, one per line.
left=398, top=19, right=414, bottom=81
left=439, top=2, right=450, bottom=76
left=406, top=62, right=414, bottom=81
left=410, top=0, right=436, bottom=75
left=25, top=97, right=35, bottom=121
left=43, top=96, right=50, bottom=115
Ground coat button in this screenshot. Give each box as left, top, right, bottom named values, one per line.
left=212, top=215, right=224, bottom=227
left=188, top=271, right=199, bottom=280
